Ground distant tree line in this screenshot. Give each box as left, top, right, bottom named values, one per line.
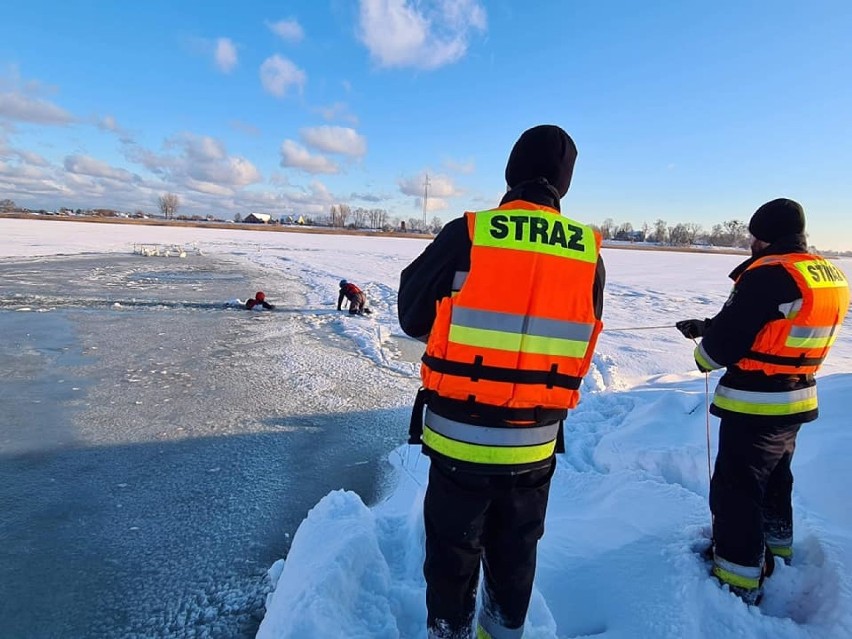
left=321, top=205, right=443, bottom=234
left=590, top=217, right=752, bottom=249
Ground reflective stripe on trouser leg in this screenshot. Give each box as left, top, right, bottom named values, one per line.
left=712, top=555, right=762, bottom=590
left=766, top=534, right=793, bottom=560
left=477, top=615, right=523, bottom=639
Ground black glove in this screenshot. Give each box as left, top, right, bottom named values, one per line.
left=676, top=319, right=706, bottom=339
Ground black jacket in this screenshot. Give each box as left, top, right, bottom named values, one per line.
left=399, top=181, right=605, bottom=340
left=700, top=234, right=818, bottom=425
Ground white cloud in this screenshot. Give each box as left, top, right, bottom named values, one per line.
left=170, top=133, right=226, bottom=162
left=4, top=147, right=49, bottom=167
left=215, top=38, right=238, bottom=73
left=64, top=154, right=138, bottom=182
left=314, top=102, right=358, bottom=125
left=124, top=133, right=262, bottom=190
left=184, top=178, right=234, bottom=196
left=0, top=92, right=74, bottom=125
left=300, top=126, right=366, bottom=157
left=399, top=172, right=461, bottom=198
left=267, top=19, right=304, bottom=43
left=188, top=155, right=260, bottom=187
left=96, top=115, right=134, bottom=143
left=260, top=55, right=306, bottom=97
left=357, top=0, right=486, bottom=70
left=419, top=196, right=448, bottom=211
left=279, top=140, right=339, bottom=174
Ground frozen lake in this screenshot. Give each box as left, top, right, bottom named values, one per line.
left=0, top=251, right=410, bottom=638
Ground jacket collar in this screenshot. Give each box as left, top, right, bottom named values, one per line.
left=729, top=233, right=809, bottom=280
left=499, top=178, right=561, bottom=212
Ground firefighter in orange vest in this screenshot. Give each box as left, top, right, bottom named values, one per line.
left=676, top=198, right=849, bottom=605
left=398, top=125, right=606, bottom=639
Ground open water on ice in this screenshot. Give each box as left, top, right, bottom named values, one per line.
left=0, top=252, right=415, bottom=638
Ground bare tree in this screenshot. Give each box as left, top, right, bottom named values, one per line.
left=668, top=223, right=691, bottom=246
left=234, top=213, right=242, bottom=223
left=158, top=193, right=180, bottom=219
left=329, top=204, right=351, bottom=227
left=0, top=198, right=17, bottom=211
left=652, top=219, right=668, bottom=244
left=368, top=208, right=389, bottom=229
left=599, top=218, right=614, bottom=240
left=352, top=207, right=369, bottom=229
left=429, top=216, right=444, bottom=234
left=722, top=219, right=750, bottom=248
left=683, top=222, right=703, bottom=245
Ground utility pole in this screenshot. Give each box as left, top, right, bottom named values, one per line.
left=422, top=173, right=430, bottom=229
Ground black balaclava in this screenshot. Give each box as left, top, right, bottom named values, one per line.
left=504, top=125, right=578, bottom=198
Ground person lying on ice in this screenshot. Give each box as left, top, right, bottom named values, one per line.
left=245, top=291, right=275, bottom=310
left=337, top=280, right=371, bottom=315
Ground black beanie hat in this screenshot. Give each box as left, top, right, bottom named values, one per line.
left=748, top=198, right=806, bottom=243
left=505, top=125, right=578, bottom=198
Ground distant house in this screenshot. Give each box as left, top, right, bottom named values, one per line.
left=244, top=213, right=272, bottom=224
left=614, top=230, right=646, bottom=242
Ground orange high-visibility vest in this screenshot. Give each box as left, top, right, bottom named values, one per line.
left=421, top=202, right=602, bottom=413
left=733, top=254, right=848, bottom=376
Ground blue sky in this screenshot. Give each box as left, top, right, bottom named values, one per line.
left=1, top=0, right=851, bottom=249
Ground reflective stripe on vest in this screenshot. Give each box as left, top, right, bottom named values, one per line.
left=713, top=385, right=818, bottom=416
left=423, top=408, right=558, bottom=465
left=420, top=203, right=601, bottom=418
left=786, top=325, right=839, bottom=349
left=733, top=255, right=849, bottom=375
left=451, top=270, right=468, bottom=297
left=450, top=307, right=595, bottom=358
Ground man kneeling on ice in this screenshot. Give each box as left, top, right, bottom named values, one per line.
left=337, top=280, right=371, bottom=315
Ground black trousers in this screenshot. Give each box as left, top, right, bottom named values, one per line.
left=710, top=418, right=800, bottom=569
left=347, top=292, right=366, bottom=314
left=423, top=458, right=555, bottom=638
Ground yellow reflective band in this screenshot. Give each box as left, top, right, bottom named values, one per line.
left=793, top=260, right=849, bottom=289
left=477, top=627, right=493, bottom=639
left=694, top=344, right=722, bottom=371
left=768, top=545, right=793, bottom=558
left=422, top=427, right=556, bottom=465
left=785, top=335, right=837, bottom=349
left=449, top=324, right=589, bottom=358
left=713, top=395, right=818, bottom=416
left=473, top=210, right=598, bottom=263
left=712, top=565, right=761, bottom=590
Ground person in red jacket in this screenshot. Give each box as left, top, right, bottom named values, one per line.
left=337, top=280, right=371, bottom=315
left=245, top=291, right=275, bottom=310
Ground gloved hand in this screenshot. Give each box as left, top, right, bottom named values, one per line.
left=676, top=319, right=706, bottom=339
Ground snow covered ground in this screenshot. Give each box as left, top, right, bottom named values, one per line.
left=2, top=218, right=851, bottom=639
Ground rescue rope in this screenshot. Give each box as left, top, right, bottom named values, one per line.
left=703, top=369, right=713, bottom=490
left=602, top=324, right=675, bottom=332
left=692, top=336, right=715, bottom=530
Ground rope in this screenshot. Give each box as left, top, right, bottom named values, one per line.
left=691, top=336, right=715, bottom=530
